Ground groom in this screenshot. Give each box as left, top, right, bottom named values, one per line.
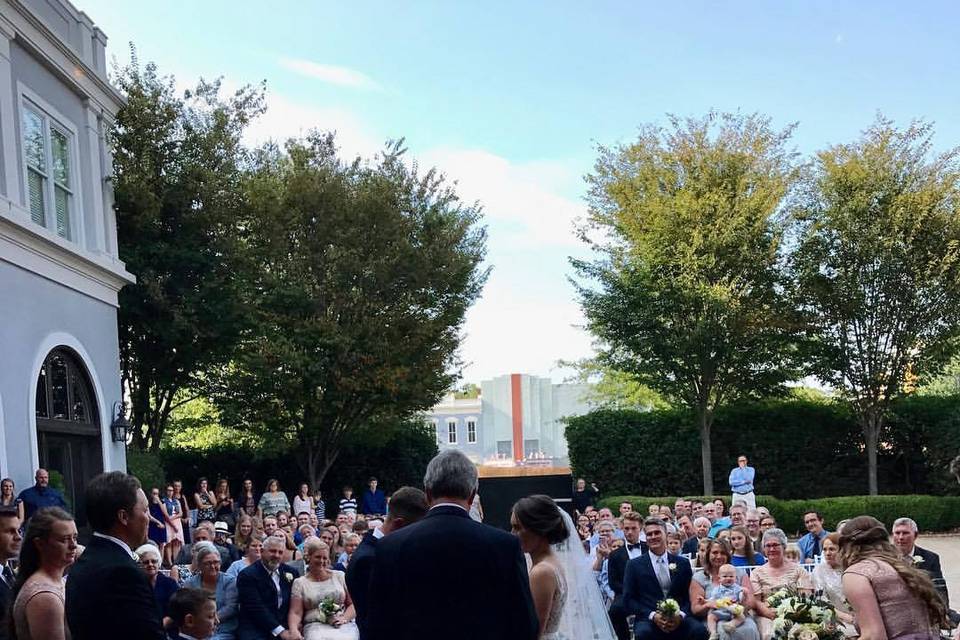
left=623, top=517, right=707, bottom=640
left=237, top=534, right=301, bottom=640
left=367, top=450, right=539, bottom=640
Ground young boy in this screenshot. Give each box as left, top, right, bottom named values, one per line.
left=339, top=485, right=357, bottom=516
left=784, top=543, right=802, bottom=563
left=706, top=564, right=745, bottom=640
left=168, top=587, right=217, bottom=640
left=666, top=531, right=683, bottom=556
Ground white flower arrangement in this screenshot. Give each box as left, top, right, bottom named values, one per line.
left=284, top=572, right=294, bottom=583
left=912, top=555, right=924, bottom=564
left=668, top=562, right=678, bottom=572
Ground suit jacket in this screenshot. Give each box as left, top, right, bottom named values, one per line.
left=0, top=567, right=11, bottom=640
left=367, top=505, right=538, bottom=640
left=682, top=537, right=701, bottom=557
left=914, top=545, right=949, bottom=604
left=237, top=561, right=299, bottom=640
left=622, top=551, right=694, bottom=621
left=608, top=543, right=647, bottom=599
left=65, top=535, right=165, bottom=640
left=345, top=531, right=378, bottom=639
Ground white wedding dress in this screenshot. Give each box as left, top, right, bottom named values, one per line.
left=544, top=509, right=616, bottom=640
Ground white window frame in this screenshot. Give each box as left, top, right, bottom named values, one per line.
left=432, top=419, right=441, bottom=444
left=467, top=418, right=477, bottom=444
left=447, top=419, right=457, bottom=444
left=17, top=84, right=83, bottom=245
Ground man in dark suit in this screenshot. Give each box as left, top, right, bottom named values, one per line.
left=892, top=517, right=951, bottom=605
left=623, top=517, right=707, bottom=640
left=237, top=534, right=301, bottom=640
left=0, top=506, right=22, bottom=640
left=65, top=471, right=165, bottom=640
left=608, top=512, right=646, bottom=640
left=368, top=450, right=539, bottom=640
left=346, top=486, right=428, bottom=639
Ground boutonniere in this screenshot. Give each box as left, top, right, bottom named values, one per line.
left=912, top=555, right=924, bottom=565
left=668, top=563, right=678, bottom=572
left=284, top=572, right=294, bottom=583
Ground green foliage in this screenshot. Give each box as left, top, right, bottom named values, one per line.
left=126, top=448, right=167, bottom=492
left=112, top=55, right=265, bottom=451
left=573, top=112, right=803, bottom=494
left=567, top=396, right=960, bottom=500
left=454, top=383, right=480, bottom=400
left=792, top=116, right=960, bottom=494
left=559, top=357, right=668, bottom=411
left=212, top=134, right=488, bottom=487
left=600, top=494, right=960, bottom=535
left=156, top=419, right=437, bottom=498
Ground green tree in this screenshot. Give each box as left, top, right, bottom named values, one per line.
left=792, top=117, right=960, bottom=495
left=113, top=58, right=264, bottom=450
left=559, top=357, right=669, bottom=411
left=213, top=134, right=487, bottom=487
left=573, top=112, right=802, bottom=494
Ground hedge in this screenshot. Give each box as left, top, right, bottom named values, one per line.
left=566, top=395, right=960, bottom=499
left=126, top=421, right=438, bottom=502
left=599, top=494, right=960, bottom=535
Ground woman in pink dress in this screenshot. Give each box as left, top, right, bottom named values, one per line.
left=840, top=516, right=947, bottom=640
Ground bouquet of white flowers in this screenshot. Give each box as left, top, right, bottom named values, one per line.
left=316, top=596, right=344, bottom=625
left=767, top=588, right=843, bottom=640
left=656, top=598, right=680, bottom=619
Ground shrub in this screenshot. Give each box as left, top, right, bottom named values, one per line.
left=599, top=494, right=960, bottom=534
left=126, top=448, right=167, bottom=492
left=567, top=396, right=960, bottom=498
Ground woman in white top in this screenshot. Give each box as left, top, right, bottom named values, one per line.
left=292, top=483, right=315, bottom=520
left=811, top=532, right=856, bottom=635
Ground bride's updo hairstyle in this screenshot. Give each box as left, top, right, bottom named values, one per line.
left=512, top=495, right=568, bottom=545
left=838, top=515, right=947, bottom=628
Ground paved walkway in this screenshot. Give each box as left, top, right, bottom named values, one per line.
left=913, top=535, right=960, bottom=608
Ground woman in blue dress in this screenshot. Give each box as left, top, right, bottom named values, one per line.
left=147, top=487, right=170, bottom=561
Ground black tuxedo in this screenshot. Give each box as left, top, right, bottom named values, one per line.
left=608, top=544, right=646, bottom=640
left=65, top=535, right=165, bottom=640
left=623, top=551, right=707, bottom=640
left=237, top=561, right=299, bottom=640
left=345, top=531, right=378, bottom=639
left=368, top=504, right=538, bottom=640
left=681, top=536, right=701, bottom=557
left=913, top=545, right=949, bottom=604
left=0, top=563, right=12, bottom=640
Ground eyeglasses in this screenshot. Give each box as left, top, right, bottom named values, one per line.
left=763, top=543, right=782, bottom=549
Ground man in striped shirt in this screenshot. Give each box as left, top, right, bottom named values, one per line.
left=339, top=485, right=358, bottom=517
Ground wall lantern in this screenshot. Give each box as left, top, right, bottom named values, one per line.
left=111, top=401, right=132, bottom=443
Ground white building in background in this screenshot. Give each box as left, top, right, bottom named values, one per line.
left=0, top=0, right=132, bottom=524
left=427, top=373, right=593, bottom=466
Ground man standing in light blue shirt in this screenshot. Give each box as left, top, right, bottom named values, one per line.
left=728, top=455, right=756, bottom=509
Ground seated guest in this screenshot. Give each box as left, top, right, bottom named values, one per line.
left=811, top=533, right=856, bottom=636
left=136, top=543, right=178, bottom=626
left=758, top=515, right=776, bottom=535
left=237, top=533, right=300, bottom=639
left=689, top=539, right=760, bottom=640
left=168, top=587, right=218, bottom=640
left=0, top=504, right=22, bottom=639
left=214, top=521, right=242, bottom=563
left=750, top=528, right=812, bottom=639
left=334, top=533, right=361, bottom=571
left=796, top=511, right=829, bottom=563
left=623, top=517, right=708, bottom=640
left=9, top=507, right=75, bottom=640
left=744, top=510, right=762, bottom=548
left=591, top=520, right=618, bottom=558
left=185, top=542, right=239, bottom=640
left=728, top=526, right=764, bottom=567
left=65, top=471, right=165, bottom=640
left=227, top=537, right=263, bottom=580
left=784, top=544, right=801, bottom=563
left=666, top=532, right=683, bottom=556
left=892, top=517, right=949, bottom=605
left=288, top=539, right=358, bottom=638
left=234, top=514, right=256, bottom=550
left=177, top=521, right=232, bottom=568
left=607, top=511, right=646, bottom=640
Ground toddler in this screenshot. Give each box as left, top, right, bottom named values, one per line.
left=784, top=542, right=801, bottom=563
left=706, top=564, right=745, bottom=639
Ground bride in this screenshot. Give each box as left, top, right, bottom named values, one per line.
left=512, top=495, right=617, bottom=640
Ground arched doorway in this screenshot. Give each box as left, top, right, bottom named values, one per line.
left=35, top=348, right=103, bottom=525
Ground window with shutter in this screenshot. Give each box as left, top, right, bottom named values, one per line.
left=20, top=100, right=75, bottom=240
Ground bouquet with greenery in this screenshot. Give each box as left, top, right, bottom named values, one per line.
left=316, top=596, right=344, bottom=625
left=766, top=588, right=843, bottom=640
left=656, top=598, right=680, bottom=619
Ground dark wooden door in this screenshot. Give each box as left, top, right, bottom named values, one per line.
left=39, top=431, right=103, bottom=527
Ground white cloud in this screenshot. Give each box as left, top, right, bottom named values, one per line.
left=278, top=57, right=382, bottom=91
left=243, top=91, right=385, bottom=159
left=420, top=148, right=586, bottom=249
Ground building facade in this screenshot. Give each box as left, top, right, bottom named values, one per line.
left=0, top=0, right=132, bottom=523
left=428, top=373, right=592, bottom=466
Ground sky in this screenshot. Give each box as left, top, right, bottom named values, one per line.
left=77, top=0, right=960, bottom=384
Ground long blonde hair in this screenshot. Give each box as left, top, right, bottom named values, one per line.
left=839, top=516, right=947, bottom=628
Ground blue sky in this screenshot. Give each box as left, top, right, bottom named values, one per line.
left=79, top=1, right=960, bottom=383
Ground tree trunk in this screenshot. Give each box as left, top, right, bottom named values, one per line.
left=699, top=407, right=713, bottom=496
left=863, top=413, right=880, bottom=496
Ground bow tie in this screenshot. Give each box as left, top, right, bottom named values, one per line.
left=627, top=543, right=643, bottom=551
